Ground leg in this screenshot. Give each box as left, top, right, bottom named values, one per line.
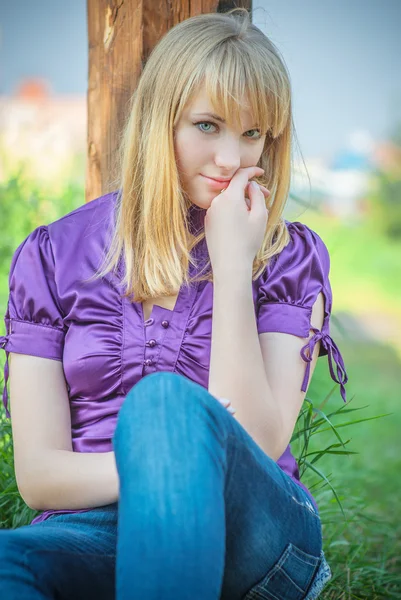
left=113, top=372, right=227, bottom=599
left=219, top=416, right=331, bottom=600
left=112, top=372, right=330, bottom=600
left=0, top=503, right=118, bottom=600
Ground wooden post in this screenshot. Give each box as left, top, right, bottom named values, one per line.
left=86, top=0, right=252, bottom=203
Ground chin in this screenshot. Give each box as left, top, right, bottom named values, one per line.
left=187, top=195, right=211, bottom=211
left=194, top=201, right=211, bottom=211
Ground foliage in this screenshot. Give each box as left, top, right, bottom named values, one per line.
left=292, top=388, right=390, bottom=519
left=366, top=128, right=401, bottom=241
left=368, top=167, right=401, bottom=240
left=0, top=171, right=83, bottom=314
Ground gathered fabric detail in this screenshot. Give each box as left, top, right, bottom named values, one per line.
left=300, top=326, right=348, bottom=403
left=0, top=334, right=10, bottom=418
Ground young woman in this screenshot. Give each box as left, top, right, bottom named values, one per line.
left=0, top=9, right=348, bottom=599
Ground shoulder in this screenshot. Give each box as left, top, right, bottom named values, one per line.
left=46, top=190, right=119, bottom=245
left=266, top=220, right=330, bottom=278
left=257, top=219, right=332, bottom=312
left=40, top=190, right=120, bottom=273
left=9, top=190, right=120, bottom=291
left=286, top=220, right=330, bottom=267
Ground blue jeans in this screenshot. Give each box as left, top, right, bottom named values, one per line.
left=0, top=372, right=332, bottom=599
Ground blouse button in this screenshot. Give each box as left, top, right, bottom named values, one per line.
left=148, top=339, right=156, bottom=347
left=161, top=320, right=169, bottom=328
left=143, top=358, right=153, bottom=366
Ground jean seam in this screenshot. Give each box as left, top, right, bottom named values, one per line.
left=25, top=548, right=116, bottom=561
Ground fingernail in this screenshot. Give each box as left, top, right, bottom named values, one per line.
left=227, top=406, right=236, bottom=414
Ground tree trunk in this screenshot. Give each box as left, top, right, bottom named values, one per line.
left=86, top=0, right=252, bottom=202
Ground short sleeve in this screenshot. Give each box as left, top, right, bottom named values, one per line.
left=257, top=221, right=348, bottom=403
left=0, top=226, right=66, bottom=418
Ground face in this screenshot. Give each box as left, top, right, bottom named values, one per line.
left=173, top=85, right=266, bottom=210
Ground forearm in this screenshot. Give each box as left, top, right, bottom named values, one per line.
left=24, top=450, right=119, bottom=512
left=208, top=269, right=283, bottom=460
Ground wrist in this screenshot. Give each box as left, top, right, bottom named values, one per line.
left=212, top=265, right=253, bottom=285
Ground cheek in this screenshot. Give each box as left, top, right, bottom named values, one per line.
left=176, top=130, right=207, bottom=171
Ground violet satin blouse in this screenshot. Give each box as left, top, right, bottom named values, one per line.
left=0, top=191, right=348, bottom=525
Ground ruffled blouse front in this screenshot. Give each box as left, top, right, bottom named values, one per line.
left=0, top=191, right=348, bottom=525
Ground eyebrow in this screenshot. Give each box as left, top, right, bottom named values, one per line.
left=193, top=112, right=259, bottom=128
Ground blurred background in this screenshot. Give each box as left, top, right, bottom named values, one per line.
left=0, top=0, right=400, bottom=596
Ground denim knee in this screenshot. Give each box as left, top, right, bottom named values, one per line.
left=115, top=371, right=214, bottom=429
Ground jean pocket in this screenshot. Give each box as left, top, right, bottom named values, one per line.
left=243, top=542, right=321, bottom=600
left=304, top=552, right=332, bottom=600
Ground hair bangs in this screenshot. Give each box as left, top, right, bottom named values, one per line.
left=197, top=44, right=287, bottom=138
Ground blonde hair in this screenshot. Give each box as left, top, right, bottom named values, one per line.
left=91, top=8, right=293, bottom=303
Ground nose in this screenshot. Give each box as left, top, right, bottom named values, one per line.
left=213, top=141, right=241, bottom=174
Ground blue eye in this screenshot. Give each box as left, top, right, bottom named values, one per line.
left=194, top=121, right=262, bottom=140
left=194, top=121, right=216, bottom=134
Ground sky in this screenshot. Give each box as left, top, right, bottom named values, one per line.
left=1, top=0, right=400, bottom=161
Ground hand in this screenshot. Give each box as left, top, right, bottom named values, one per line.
left=216, top=397, right=236, bottom=416
left=204, top=166, right=270, bottom=275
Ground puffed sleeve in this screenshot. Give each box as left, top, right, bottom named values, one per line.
left=257, top=221, right=348, bottom=402
left=0, top=226, right=66, bottom=418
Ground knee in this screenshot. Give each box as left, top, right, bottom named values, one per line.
left=113, top=372, right=217, bottom=440
left=120, top=372, right=202, bottom=417
left=127, top=371, right=186, bottom=399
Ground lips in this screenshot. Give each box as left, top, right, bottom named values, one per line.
left=204, top=176, right=231, bottom=182
left=201, top=174, right=231, bottom=190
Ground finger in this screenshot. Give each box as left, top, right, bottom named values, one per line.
left=258, top=184, right=271, bottom=197
left=217, top=397, right=230, bottom=406
left=221, top=167, right=265, bottom=197
left=242, top=166, right=265, bottom=186
left=247, top=180, right=270, bottom=214
left=216, top=397, right=236, bottom=414
left=246, top=182, right=270, bottom=198
left=245, top=183, right=270, bottom=212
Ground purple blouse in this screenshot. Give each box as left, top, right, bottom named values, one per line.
left=0, top=190, right=348, bottom=525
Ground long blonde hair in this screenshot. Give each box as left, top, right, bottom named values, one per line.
left=91, top=8, right=293, bottom=302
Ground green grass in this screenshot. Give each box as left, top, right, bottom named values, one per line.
left=302, top=339, right=401, bottom=598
